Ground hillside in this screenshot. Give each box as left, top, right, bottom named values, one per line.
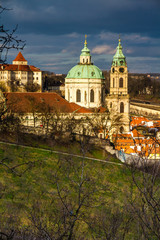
left=0, top=142, right=160, bottom=239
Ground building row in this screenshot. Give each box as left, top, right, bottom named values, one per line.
left=1, top=37, right=132, bottom=136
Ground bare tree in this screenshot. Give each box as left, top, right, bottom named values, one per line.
left=24, top=83, right=41, bottom=92
left=126, top=158, right=160, bottom=240
left=27, top=153, right=110, bottom=239
left=0, top=5, right=25, bottom=64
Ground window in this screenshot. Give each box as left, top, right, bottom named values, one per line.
left=119, top=78, right=123, bottom=88
left=120, top=102, right=124, bottom=113
left=113, top=78, right=115, bottom=88
left=90, top=89, right=94, bottom=102
left=76, top=89, right=81, bottom=102
left=68, top=89, right=70, bottom=101
left=110, top=102, right=112, bottom=108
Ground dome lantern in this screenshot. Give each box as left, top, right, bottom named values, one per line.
left=80, top=35, right=91, bottom=64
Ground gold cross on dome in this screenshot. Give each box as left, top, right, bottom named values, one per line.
left=85, top=34, right=87, bottom=44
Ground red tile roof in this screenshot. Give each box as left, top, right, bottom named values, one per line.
left=113, top=133, right=132, bottom=139
left=131, top=116, right=149, bottom=126
left=69, top=103, right=92, bottom=113
left=0, top=64, right=41, bottom=72
left=125, top=147, right=137, bottom=154
left=149, top=146, right=160, bottom=155
left=13, top=52, right=27, bottom=62
left=6, top=92, right=92, bottom=114
left=131, top=129, right=145, bottom=138
left=97, top=106, right=108, bottom=113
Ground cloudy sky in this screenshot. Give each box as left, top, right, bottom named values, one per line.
left=1, top=0, right=160, bottom=73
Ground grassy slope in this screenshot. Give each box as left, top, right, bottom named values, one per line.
left=0, top=142, right=158, bottom=239
left=0, top=143, right=130, bottom=220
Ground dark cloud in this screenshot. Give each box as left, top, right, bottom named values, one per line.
left=2, top=0, right=160, bottom=37
left=1, top=0, right=160, bottom=73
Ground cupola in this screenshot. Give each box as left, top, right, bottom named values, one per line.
left=80, top=35, right=91, bottom=64
left=112, top=38, right=127, bottom=67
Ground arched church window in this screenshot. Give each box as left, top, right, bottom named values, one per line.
left=113, top=78, right=115, bottom=88
left=120, top=102, right=124, bottom=113
left=68, top=89, right=70, bottom=101
left=83, top=59, right=85, bottom=63
left=119, top=78, right=123, bottom=88
left=90, top=89, right=94, bottom=102
left=76, top=89, right=81, bottom=102
left=110, top=102, right=112, bottom=108
left=86, top=59, right=88, bottom=63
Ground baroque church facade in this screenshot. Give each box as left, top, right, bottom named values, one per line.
left=65, top=38, right=105, bottom=108
left=65, top=37, right=130, bottom=134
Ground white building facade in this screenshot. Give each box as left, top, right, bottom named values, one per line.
left=0, top=52, right=42, bottom=91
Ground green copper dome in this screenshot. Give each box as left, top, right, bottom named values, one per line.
left=66, top=37, right=104, bottom=79
left=66, top=64, right=105, bottom=79
left=112, top=39, right=127, bottom=67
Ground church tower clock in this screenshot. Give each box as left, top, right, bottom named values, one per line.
left=106, top=38, right=130, bottom=134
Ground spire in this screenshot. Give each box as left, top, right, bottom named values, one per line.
left=13, top=52, right=28, bottom=65
left=13, top=52, right=27, bottom=62
left=119, top=34, right=121, bottom=42
left=112, top=37, right=126, bottom=67
left=81, top=35, right=91, bottom=56
left=80, top=35, right=91, bottom=64
left=84, top=34, right=87, bottom=46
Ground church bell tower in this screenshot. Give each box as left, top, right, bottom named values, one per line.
left=106, top=38, right=130, bottom=134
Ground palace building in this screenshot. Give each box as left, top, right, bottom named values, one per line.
left=65, top=37, right=105, bottom=108
left=0, top=52, right=42, bottom=92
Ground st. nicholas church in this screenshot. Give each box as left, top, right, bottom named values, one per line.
left=65, top=36, right=130, bottom=133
